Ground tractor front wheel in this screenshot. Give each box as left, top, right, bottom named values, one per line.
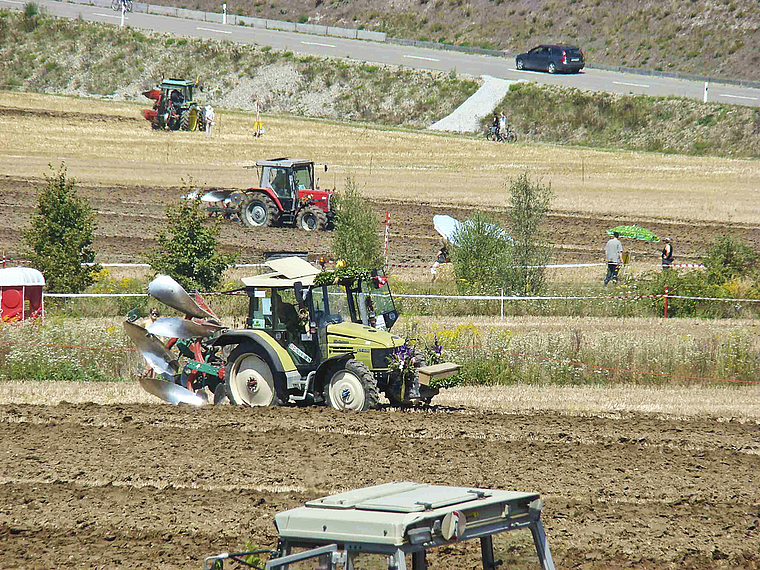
left=225, top=345, right=281, bottom=407
left=296, top=206, right=328, bottom=231
left=323, top=359, right=380, bottom=411
left=242, top=194, right=279, bottom=227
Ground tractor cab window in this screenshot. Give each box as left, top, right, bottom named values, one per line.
left=170, top=89, right=184, bottom=104
left=263, top=167, right=292, bottom=199
left=360, top=271, right=397, bottom=330
left=292, top=165, right=314, bottom=191
left=247, top=289, right=272, bottom=329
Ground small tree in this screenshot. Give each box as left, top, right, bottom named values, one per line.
left=503, top=171, right=554, bottom=295
left=705, top=233, right=759, bottom=284
left=331, top=177, right=383, bottom=269
left=144, top=191, right=236, bottom=292
left=21, top=163, right=100, bottom=293
left=450, top=213, right=510, bottom=293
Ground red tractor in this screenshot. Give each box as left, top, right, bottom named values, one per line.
left=187, top=158, right=336, bottom=231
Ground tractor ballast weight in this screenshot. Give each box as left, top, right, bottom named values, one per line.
left=184, top=158, right=336, bottom=231
left=142, top=77, right=206, bottom=131
left=124, top=257, right=444, bottom=410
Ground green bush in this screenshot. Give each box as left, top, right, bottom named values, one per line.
left=331, top=177, right=384, bottom=270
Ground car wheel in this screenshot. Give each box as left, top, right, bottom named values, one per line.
left=516, top=59, right=524, bottom=70
left=548, top=62, right=556, bottom=74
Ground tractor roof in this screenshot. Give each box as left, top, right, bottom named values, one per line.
left=255, top=157, right=314, bottom=168
left=241, top=256, right=320, bottom=288
left=161, top=79, right=196, bottom=87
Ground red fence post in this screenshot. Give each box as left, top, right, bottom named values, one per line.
left=664, top=285, right=668, bottom=318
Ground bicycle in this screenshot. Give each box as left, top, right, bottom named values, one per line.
left=484, top=125, right=518, bottom=143
left=111, top=0, right=133, bottom=12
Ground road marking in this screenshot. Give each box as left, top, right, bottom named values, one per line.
left=719, top=93, right=759, bottom=101
left=94, top=12, right=126, bottom=18
left=301, top=41, right=335, bottom=48
left=197, top=26, right=232, bottom=34
left=613, top=81, right=650, bottom=88
left=0, top=0, right=25, bottom=4
left=404, top=54, right=439, bottom=62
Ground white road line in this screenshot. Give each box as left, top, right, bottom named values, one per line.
left=613, top=81, right=650, bottom=88
left=301, top=41, right=335, bottom=48
left=197, top=27, right=232, bottom=34
left=94, top=12, right=125, bottom=18
left=719, top=93, right=759, bottom=101
left=0, top=0, right=25, bottom=4
left=404, top=54, right=439, bottom=62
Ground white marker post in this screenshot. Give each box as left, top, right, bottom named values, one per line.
left=222, top=2, right=227, bottom=25
left=703, top=82, right=708, bottom=103
left=120, top=1, right=125, bottom=27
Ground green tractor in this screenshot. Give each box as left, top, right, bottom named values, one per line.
left=125, top=257, right=448, bottom=410
left=141, top=77, right=205, bottom=131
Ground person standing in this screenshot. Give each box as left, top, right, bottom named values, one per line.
left=661, top=237, right=674, bottom=271
left=203, top=104, right=215, bottom=137
left=431, top=242, right=449, bottom=283
left=499, top=112, right=506, bottom=138
left=604, top=232, right=623, bottom=286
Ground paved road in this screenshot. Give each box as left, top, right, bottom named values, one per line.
left=5, top=0, right=760, bottom=107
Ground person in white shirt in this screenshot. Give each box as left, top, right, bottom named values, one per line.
left=604, top=232, right=623, bottom=286
left=203, top=105, right=215, bottom=137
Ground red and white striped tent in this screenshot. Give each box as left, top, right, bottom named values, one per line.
left=0, top=267, right=45, bottom=321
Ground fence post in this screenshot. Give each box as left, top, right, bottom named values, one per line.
left=500, top=288, right=504, bottom=319
left=664, top=285, right=668, bottom=318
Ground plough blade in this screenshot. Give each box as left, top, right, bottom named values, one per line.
left=147, top=316, right=224, bottom=340
left=123, top=321, right=179, bottom=377
left=182, top=188, right=233, bottom=203
left=138, top=375, right=207, bottom=406
left=148, top=274, right=216, bottom=320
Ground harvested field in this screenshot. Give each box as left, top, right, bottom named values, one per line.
left=1, top=92, right=760, bottom=268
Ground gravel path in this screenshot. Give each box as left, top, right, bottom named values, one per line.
left=428, top=75, right=517, bottom=133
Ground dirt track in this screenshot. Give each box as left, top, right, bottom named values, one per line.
left=1, top=403, right=758, bottom=569
left=3, top=174, right=760, bottom=267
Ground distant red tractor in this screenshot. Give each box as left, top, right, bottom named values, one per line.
left=187, top=158, right=336, bottom=231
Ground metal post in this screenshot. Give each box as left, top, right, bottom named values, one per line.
left=703, top=82, right=708, bottom=103
left=664, top=285, right=668, bottom=318
left=530, top=520, right=556, bottom=570
left=480, top=535, right=496, bottom=570
left=120, top=2, right=125, bottom=27
left=222, top=2, right=227, bottom=24
left=500, top=288, right=504, bottom=319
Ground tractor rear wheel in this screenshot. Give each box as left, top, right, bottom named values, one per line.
left=180, top=107, right=198, bottom=131
left=225, top=344, right=281, bottom=407
left=242, top=194, right=279, bottom=227
left=296, top=206, right=328, bottom=231
left=323, top=359, right=380, bottom=411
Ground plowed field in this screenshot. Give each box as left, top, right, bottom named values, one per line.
left=1, top=403, right=758, bottom=569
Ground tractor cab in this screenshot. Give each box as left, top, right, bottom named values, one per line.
left=142, top=77, right=203, bottom=131
left=254, top=158, right=329, bottom=224
left=342, top=267, right=399, bottom=331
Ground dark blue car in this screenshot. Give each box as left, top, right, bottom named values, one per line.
left=516, top=45, right=585, bottom=74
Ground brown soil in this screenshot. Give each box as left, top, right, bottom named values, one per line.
left=0, top=403, right=757, bottom=569
left=2, top=174, right=760, bottom=268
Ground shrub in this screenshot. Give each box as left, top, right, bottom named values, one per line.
left=144, top=183, right=236, bottom=292
left=331, top=177, right=384, bottom=270
left=21, top=163, right=101, bottom=293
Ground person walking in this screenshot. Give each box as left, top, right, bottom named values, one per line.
left=203, top=104, right=215, bottom=137
left=430, top=242, right=449, bottom=283
left=661, top=237, right=674, bottom=271
left=604, top=232, right=623, bottom=286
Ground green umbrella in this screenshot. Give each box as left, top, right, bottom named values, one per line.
left=607, top=225, right=660, bottom=243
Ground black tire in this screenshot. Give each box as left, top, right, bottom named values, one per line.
left=242, top=194, right=279, bottom=227
left=125, top=0, right=133, bottom=11
left=180, top=107, right=198, bottom=131
left=516, top=59, right=524, bottom=70
left=296, top=206, right=328, bottom=231
left=111, top=0, right=120, bottom=10
left=225, top=343, right=281, bottom=407
left=507, top=131, right=518, bottom=143
left=323, top=359, right=380, bottom=411
left=548, top=62, right=557, bottom=74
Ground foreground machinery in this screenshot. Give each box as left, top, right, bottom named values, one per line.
left=203, top=481, right=556, bottom=570
left=186, top=158, right=336, bottom=231
left=142, top=77, right=206, bottom=131
left=125, top=257, right=452, bottom=410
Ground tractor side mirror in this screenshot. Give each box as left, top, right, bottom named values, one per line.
left=294, top=281, right=305, bottom=309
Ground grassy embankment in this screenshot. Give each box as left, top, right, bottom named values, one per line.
left=2, top=11, right=760, bottom=156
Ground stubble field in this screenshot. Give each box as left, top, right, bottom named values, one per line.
left=1, top=91, right=759, bottom=569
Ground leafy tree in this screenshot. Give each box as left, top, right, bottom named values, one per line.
left=21, top=163, right=100, bottom=293
left=503, top=171, right=554, bottom=295
left=450, top=212, right=509, bottom=293
left=331, top=177, right=383, bottom=269
left=144, top=191, right=236, bottom=292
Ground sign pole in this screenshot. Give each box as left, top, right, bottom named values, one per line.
left=383, top=211, right=390, bottom=267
